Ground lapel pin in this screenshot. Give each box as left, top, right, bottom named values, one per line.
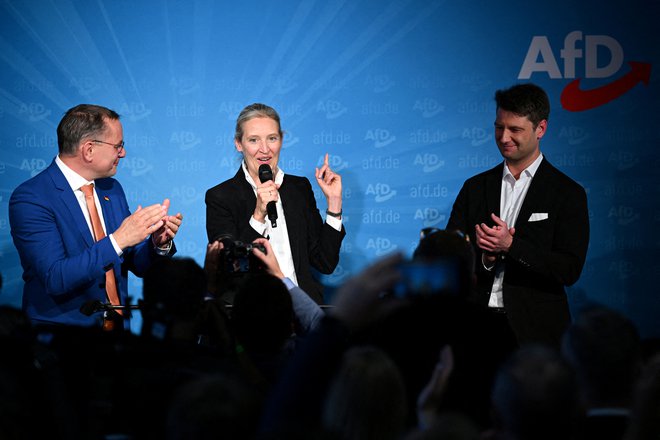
left=104, top=196, right=110, bottom=201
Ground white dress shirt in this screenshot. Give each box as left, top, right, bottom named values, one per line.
left=242, top=161, right=342, bottom=287
left=488, top=154, right=544, bottom=307
left=55, top=156, right=123, bottom=255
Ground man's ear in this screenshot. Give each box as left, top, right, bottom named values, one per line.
left=535, top=119, right=548, bottom=140
left=80, top=140, right=94, bottom=162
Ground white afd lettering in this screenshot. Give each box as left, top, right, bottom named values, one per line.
left=518, top=31, right=624, bottom=79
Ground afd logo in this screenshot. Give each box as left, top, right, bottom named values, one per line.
left=20, top=158, right=47, bottom=177
left=519, top=31, right=651, bottom=111
left=364, top=74, right=395, bottom=93
left=19, top=103, right=51, bottom=122
left=558, top=126, right=590, bottom=146
left=274, top=77, right=297, bottom=95
left=317, top=100, right=347, bottom=119
left=316, top=154, right=348, bottom=173
left=364, top=129, right=396, bottom=148
left=608, top=205, right=640, bottom=226
left=69, top=77, right=99, bottom=96
left=366, top=183, right=397, bottom=203
left=170, top=131, right=202, bottom=151
left=413, top=208, right=446, bottom=227
left=171, top=185, right=203, bottom=205
left=413, top=153, right=445, bottom=173
left=413, top=98, right=444, bottom=118
left=366, top=237, right=397, bottom=256
left=283, top=131, right=300, bottom=149
left=121, top=157, right=153, bottom=177
left=608, top=260, right=637, bottom=280
left=218, top=102, right=244, bottom=120
left=119, top=102, right=151, bottom=121
left=462, top=127, right=492, bottom=147
left=170, top=239, right=205, bottom=260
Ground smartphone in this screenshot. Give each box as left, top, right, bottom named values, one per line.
left=392, top=258, right=462, bottom=298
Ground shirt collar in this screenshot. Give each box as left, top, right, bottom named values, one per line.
left=55, top=155, right=94, bottom=191
left=502, top=153, right=544, bottom=181
left=241, top=160, right=285, bottom=189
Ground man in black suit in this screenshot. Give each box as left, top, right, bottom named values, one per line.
left=205, top=103, right=345, bottom=304
left=446, top=83, right=589, bottom=348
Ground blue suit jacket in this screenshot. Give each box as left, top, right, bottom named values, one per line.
left=9, top=160, right=169, bottom=327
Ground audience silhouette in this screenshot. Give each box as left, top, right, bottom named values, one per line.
left=562, top=304, right=642, bottom=440
left=0, top=232, right=658, bottom=440
left=321, top=345, right=408, bottom=440
left=486, top=344, right=582, bottom=440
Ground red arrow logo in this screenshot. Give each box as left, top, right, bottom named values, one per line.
left=560, top=62, right=651, bottom=112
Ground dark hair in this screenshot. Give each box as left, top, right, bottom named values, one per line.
left=57, top=104, right=120, bottom=155
left=413, top=229, right=475, bottom=276
left=413, top=228, right=475, bottom=296
left=562, top=304, right=641, bottom=404
left=234, top=103, right=282, bottom=141
left=166, top=374, right=261, bottom=440
left=322, top=345, right=408, bottom=440
left=492, top=345, right=580, bottom=440
left=495, top=83, right=550, bottom=128
left=142, top=257, right=207, bottom=322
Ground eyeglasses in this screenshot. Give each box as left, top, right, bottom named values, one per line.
left=420, top=227, right=470, bottom=243
left=92, top=139, right=125, bottom=152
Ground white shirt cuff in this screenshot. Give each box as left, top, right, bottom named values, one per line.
left=481, top=253, right=496, bottom=271
left=325, top=214, right=342, bottom=231
left=152, top=237, right=173, bottom=256
left=250, top=216, right=268, bottom=236
left=109, top=234, right=123, bottom=256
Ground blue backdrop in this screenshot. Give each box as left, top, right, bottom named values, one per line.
left=1, top=0, right=658, bottom=337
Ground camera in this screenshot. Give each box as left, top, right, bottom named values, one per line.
left=218, top=239, right=267, bottom=274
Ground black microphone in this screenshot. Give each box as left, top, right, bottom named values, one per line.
left=258, top=164, right=278, bottom=228
left=80, top=300, right=139, bottom=317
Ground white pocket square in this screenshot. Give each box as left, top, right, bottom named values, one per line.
left=528, top=213, right=548, bottom=222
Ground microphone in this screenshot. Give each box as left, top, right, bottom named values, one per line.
left=258, top=164, right=278, bottom=228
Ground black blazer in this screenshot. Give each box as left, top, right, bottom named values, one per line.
left=447, top=158, right=589, bottom=347
left=205, top=167, right=345, bottom=303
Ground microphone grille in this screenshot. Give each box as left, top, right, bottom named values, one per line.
left=258, top=164, right=273, bottom=183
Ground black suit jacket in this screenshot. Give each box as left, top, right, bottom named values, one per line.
left=446, top=158, right=589, bottom=347
left=205, top=167, right=345, bottom=303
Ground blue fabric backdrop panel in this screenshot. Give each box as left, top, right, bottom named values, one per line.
left=0, top=0, right=658, bottom=337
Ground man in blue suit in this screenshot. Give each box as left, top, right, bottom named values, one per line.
left=446, top=83, right=589, bottom=348
left=9, top=104, right=183, bottom=328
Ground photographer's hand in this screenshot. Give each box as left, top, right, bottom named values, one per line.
left=251, top=238, right=285, bottom=279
